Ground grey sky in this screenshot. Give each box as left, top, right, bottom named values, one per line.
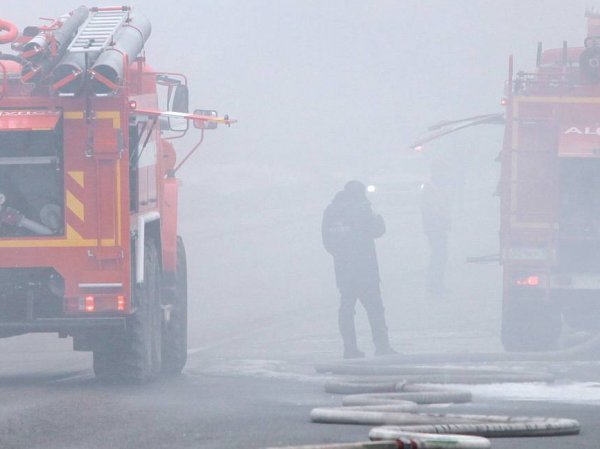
left=3, top=1, right=589, bottom=176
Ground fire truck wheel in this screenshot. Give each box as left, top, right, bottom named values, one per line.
left=93, top=239, right=163, bottom=382
left=124, top=239, right=163, bottom=381
left=161, top=236, right=188, bottom=375
left=501, top=298, right=562, bottom=352
left=562, top=302, right=600, bottom=332
left=92, top=349, right=115, bottom=379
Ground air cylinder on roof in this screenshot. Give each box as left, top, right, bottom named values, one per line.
left=21, top=6, right=89, bottom=81
left=51, top=51, right=90, bottom=94
left=90, top=13, right=151, bottom=94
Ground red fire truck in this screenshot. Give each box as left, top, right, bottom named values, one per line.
left=498, top=11, right=600, bottom=351
left=0, top=6, right=234, bottom=380
left=412, top=11, right=600, bottom=351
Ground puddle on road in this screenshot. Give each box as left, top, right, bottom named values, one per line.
left=466, top=382, right=600, bottom=404
left=191, top=355, right=600, bottom=406
left=190, top=359, right=329, bottom=384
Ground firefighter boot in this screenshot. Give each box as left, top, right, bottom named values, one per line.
left=339, top=300, right=365, bottom=359
left=365, top=301, right=398, bottom=356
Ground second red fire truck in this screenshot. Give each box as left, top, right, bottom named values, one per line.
left=412, top=11, right=600, bottom=351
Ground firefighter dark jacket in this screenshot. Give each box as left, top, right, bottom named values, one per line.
left=322, top=190, right=385, bottom=292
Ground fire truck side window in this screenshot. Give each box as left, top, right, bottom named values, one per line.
left=559, top=159, right=600, bottom=271
left=560, top=159, right=600, bottom=237
left=129, top=123, right=140, bottom=212
left=0, top=130, right=64, bottom=237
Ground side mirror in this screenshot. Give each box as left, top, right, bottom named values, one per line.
left=171, top=85, right=189, bottom=113
left=168, top=84, right=189, bottom=132
left=193, top=109, right=218, bottom=130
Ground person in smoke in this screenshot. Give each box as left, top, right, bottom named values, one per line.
left=421, top=160, right=453, bottom=299
left=322, top=180, right=396, bottom=359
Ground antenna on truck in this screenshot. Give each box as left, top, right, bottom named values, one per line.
left=586, top=5, right=600, bottom=19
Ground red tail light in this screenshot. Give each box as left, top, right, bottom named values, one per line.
left=516, top=275, right=540, bottom=286
left=67, top=294, right=128, bottom=313
left=85, top=295, right=95, bottom=312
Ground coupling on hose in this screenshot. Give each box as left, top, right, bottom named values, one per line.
left=0, top=194, right=54, bottom=236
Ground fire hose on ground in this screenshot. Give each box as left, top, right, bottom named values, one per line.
left=264, top=380, right=580, bottom=448
left=323, top=371, right=555, bottom=394
left=340, top=385, right=472, bottom=406
left=267, top=433, right=492, bottom=449
left=309, top=383, right=580, bottom=438
left=310, top=407, right=580, bottom=436
left=316, top=331, right=600, bottom=368
left=266, top=339, right=594, bottom=449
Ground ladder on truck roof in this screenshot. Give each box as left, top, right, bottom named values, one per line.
left=67, top=7, right=130, bottom=53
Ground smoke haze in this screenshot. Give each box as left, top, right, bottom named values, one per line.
left=2, top=0, right=591, bottom=357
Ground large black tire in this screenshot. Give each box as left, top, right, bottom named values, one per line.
left=93, top=239, right=163, bottom=382
left=161, top=236, right=188, bottom=375
left=501, top=296, right=562, bottom=352
left=562, top=298, right=600, bottom=332
left=92, top=349, right=114, bottom=379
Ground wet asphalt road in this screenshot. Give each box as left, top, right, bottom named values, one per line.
left=0, top=325, right=598, bottom=449
left=0, top=181, right=598, bottom=448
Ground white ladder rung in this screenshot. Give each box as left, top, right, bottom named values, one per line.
left=67, top=8, right=130, bottom=53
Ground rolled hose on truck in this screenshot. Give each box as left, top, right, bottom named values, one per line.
left=0, top=19, right=18, bottom=44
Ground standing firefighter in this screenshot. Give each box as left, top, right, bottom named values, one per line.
left=421, top=161, right=453, bottom=299
left=322, top=181, right=396, bottom=359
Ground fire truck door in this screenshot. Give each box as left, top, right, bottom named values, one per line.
left=91, top=125, right=124, bottom=257
left=510, top=119, right=559, bottom=233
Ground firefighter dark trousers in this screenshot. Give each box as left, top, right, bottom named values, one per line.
left=426, top=231, right=448, bottom=296
left=338, top=284, right=391, bottom=352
